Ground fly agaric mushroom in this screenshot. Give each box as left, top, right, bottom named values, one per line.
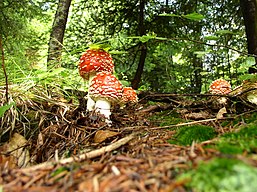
left=122, top=87, right=138, bottom=103
left=209, top=79, right=231, bottom=104
left=89, top=72, right=123, bottom=122
left=209, top=79, right=232, bottom=95
left=120, top=87, right=138, bottom=108
left=78, top=49, right=114, bottom=111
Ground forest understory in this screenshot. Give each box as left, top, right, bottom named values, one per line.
left=2, top=0, right=257, bottom=191
left=1, top=86, right=257, bottom=192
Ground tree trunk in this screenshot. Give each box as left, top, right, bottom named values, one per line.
left=132, top=0, right=147, bottom=90
left=240, top=0, right=257, bottom=73
left=132, top=43, right=147, bottom=89
left=192, top=56, right=203, bottom=93
left=0, top=34, right=8, bottom=103
left=47, top=0, right=72, bottom=68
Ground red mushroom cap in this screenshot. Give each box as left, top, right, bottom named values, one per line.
left=89, top=72, right=123, bottom=102
left=122, top=87, right=138, bottom=103
left=209, top=79, right=231, bottom=94
left=78, top=49, right=114, bottom=80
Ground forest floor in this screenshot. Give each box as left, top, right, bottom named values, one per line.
left=1, top=88, right=257, bottom=192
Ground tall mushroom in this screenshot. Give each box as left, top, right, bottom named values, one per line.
left=78, top=49, right=114, bottom=111
left=89, top=72, right=123, bottom=122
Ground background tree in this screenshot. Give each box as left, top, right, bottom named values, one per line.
left=0, top=0, right=254, bottom=95
left=0, top=0, right=47, bottom=80
left=240, top=0, right=257, bottom=73
left=47, top=0, right=72, bottom=68
left=131, top=0, right=147, bottom=89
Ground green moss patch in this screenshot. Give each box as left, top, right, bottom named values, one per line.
left=168, top=125, right=217, bottom=146
left=216, top=123, right=257, bottom=154
left=244, top=112, right=257, bottom=124
left=178, top=158, right=257, bottom=192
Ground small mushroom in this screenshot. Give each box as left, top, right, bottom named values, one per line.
left=89, top=72, right=123, bottom=122
left=209, top=79, right=231, bottom=104
left=78, top=49, right=114, bottom=111
left=209, top=79, right=231, bottom=95
left=120, top=87, right=138, bottom=108
left=122, top=87, right=138, bottom=103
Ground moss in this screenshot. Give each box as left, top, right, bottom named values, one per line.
left=168, top=125, right=217, bottom=146
left=216, top=123, right=257, bottom=154
left=217, top=142, right=244, bottom=154
left=177, top=158, right=257, bottom=192
left=149, top=110, right=185, bottom=127
left=220, top=112, right=257, bottom=127
left=244, top=112, right=257, bottom=124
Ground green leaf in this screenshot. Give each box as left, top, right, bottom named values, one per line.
left=128, top=34, right=165, bottom=43
left=204, top=35, right=220, bottom=40
left=182, top=13, right=204, bottom=21
left=155, top=37, right=168, bottom=41
left=239, top=74, right=257, bottom=81
left=109, top=50, right=128, bottom=55
left=194, top=51, right=209, bottom=58
left=139, top=33, right=157, bottom=43
left=120, top=80, right=130, bottom=87
left=127, top=36, right=141, bottom=39
left=88, top=43, right=111, bottom=51
left=158, top=13, right=179, bottom=17
left=50, top=166, right=69, bottom=177
left=0, top=102, right=15, bottom=118
left=246, top=56, right=256, bottom=66
left=200, top=71, right=209, bottom=76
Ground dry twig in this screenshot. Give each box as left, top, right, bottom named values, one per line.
left=21, top=133, right=136, bottom=172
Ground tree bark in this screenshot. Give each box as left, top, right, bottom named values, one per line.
left=192, top=56, right=203, bottom=93
left=240, top=0, right=257, bottom=73
left=0, top=34, right=8, bottom=103
left=47, top=0, right=72, bottom=68
left=132, top=0, right=147, bottom=90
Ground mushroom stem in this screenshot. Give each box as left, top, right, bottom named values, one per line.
left=87, top=94, right=95, bottom=111
left=86, top=73, right=96, bottom=111
left=95, top=98, right=111, bottom=119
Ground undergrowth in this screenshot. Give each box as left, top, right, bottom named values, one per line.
left=215, top=122, right=257, bottom=154
left=178, top=158, right=257, bottom=192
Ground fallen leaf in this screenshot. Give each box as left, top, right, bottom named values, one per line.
left=6, top=133, right=31, bottom=168
left=94, top=130, right=120, bottom=143
left=0, top=145, right=17, bottom=169
left=216, top=107, right=227, bottom=119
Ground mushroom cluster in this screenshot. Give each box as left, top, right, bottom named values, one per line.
left=79, top=49, right=114, bottom=111
left=78, top=48, right=138, bottom=123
